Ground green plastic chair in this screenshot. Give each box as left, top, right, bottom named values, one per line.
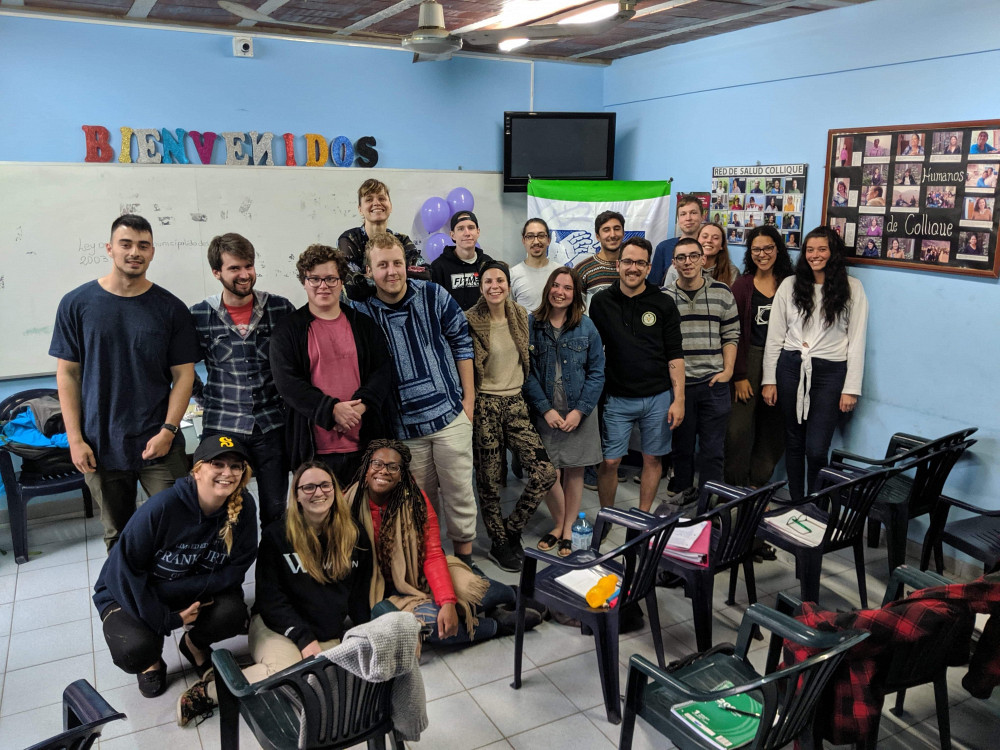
left=619, top=603, right=867, bottom=750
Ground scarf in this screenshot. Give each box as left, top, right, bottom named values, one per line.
left=465, top=297, right=531, bottom=389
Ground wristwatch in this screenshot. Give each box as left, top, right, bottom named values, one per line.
left=161, top=423, right=179, bottom=435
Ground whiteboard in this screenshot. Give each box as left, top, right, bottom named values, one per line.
left=0, top=163, right=508, bottom=379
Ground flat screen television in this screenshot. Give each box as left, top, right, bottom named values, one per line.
left=503, top=111, right=616, bottom=192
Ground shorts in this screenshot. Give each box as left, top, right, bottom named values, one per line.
left=600, top=390, right=673, bottom=459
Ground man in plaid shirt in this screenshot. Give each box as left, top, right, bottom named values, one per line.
left=190, top=233, right=295, bottom=528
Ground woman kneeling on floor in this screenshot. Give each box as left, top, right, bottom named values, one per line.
left=93, top=434, right=258, bottom=701
left=348, top=439, right=542, bottom=644
left=176, top=460, right=373, bottom=726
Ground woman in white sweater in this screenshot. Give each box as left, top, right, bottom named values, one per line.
left=761, top=226, right=868, bottom=502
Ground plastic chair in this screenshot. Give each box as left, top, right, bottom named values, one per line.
left=757, top=463, right=907, bottom=607
left=512, top=507, right=679, bottom=724
left=618, top=602, right=868, bottom=750
left=656, top=481, right=786, bottom=652
left=212, top=649, right=403, bottom=750
left=0, top=388, right=94, bottom=564
left=24, top=679, right=125, bottom=750
left=921, top=493, right=1000, bottom=575
left=831, top=429, right=977, bottom=572
left=776, top=565, right=968, bottom=750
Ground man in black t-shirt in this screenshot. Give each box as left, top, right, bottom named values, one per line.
left=49, top=214, right=199, bottom=550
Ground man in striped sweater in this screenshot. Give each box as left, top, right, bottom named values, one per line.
left=664, top=237, right=740, bottom=504
left=352, top=232, right=479, bottom=566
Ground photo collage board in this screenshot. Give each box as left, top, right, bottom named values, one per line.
left=824, top=120, right=1000, bottom=278
left=710, top=164, right=807, bottom=250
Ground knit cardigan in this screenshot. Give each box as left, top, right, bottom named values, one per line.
left=464, top=298, right=531, bottom=390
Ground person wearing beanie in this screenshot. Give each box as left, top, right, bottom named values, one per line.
left=429, top=210, right=495, bottom=310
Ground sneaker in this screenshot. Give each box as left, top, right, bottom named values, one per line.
left=583, top=465, right=598, bottom=491
left=617, top=468, right=628, bottom=483
left=507, top=531, right=525, bottom=561
left=491, top=604, right=542, bottom=636
left=489, top=540, right=522, bottom=572
left=176, top=670, right=217, bottom=727
left=619, top=602, right=645, bottom=633
left=137, top=660, right=167, bottom=699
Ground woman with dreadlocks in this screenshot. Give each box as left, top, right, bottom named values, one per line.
left=349, top=439, right=542, bottom=644
left=93, top=433, right=258, bottom=701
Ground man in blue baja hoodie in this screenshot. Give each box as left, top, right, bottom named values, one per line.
left=93, top=433, right=258, bottom=699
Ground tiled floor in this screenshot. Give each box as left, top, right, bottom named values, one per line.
left=2, top=473, right=999, bottom=749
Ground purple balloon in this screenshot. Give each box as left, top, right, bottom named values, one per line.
left=424, top=232, right=450, bottom=263
left=421, top=196, right=450, bottom=234
left=447, top=187, right=474, bottom=216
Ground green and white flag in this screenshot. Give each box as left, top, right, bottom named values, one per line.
left=526, top=179, right=672, bottom=268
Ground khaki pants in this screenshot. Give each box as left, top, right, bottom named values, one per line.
left=243, top=614, right=341, bottom=684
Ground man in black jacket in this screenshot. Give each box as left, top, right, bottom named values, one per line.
left=429, top=210, right=494, bottom=310
left=270, top=245, right=393, bottom=489
left=588, top=238, right=685, bottom=511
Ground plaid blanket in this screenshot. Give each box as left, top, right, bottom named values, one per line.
left=785, top=579, right=1000, bottom=745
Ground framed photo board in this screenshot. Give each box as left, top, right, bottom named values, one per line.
left=825, top=120, right=1000, bottom=278
left=711, top=164, right=807, bottom=250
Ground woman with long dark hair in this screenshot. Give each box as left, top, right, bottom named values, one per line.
left=349, top=440, right=541, bottom=644
left=465, top=261, right=556, bottom=572
left=724, top=226, right=794, bottom=488
left=524, top=266, right=605, bottom=556
left=761, top=227, right=869, bottom=501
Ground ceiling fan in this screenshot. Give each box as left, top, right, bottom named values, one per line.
left=218, top=1, right=637, bottom=62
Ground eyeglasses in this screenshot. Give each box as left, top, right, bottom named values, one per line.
left=370, top=458, right=402, bottom=474
left=751, top=244, right=777, bottom=256
left=618, top=258, right=649, bottom=269
left=673, top=252, right=703, bottom=264
left=304, top=275, right=341, bottom=288
left=297, top=480, right=335, bottom=495
left=523, top=232, right=549, bottom=241
left=209, top=459, right=246, bottom=473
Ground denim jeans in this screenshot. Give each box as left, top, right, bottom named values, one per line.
left=202, top=425, right=289, bottom=530
left=775, top=350, right=847, bottom=502
left=671, top=379, right=732, bottom=491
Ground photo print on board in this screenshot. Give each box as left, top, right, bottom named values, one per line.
left=957, top=231, right=989, bottom=261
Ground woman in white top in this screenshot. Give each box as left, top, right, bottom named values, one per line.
left=761, top=227, right=868, bottom=502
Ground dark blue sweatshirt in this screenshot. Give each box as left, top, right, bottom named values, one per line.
left=93, top=476, right=258, bottom=635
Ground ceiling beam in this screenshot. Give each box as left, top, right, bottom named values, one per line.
left=335, top=0, right=424, bottom=35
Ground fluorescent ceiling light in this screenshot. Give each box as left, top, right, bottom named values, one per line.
left=499, top=38, right=530, bottom=51
left=559, top=3, right=618, bottom=24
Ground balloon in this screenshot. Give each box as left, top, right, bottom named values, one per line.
left=420, top=196, right=450, bottom=234
left=424, top=233, right=450, bottom=263
left=447, top=187, right=474, bottom=216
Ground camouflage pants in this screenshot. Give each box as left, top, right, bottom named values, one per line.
left=473, top=393, right=557, bottom=544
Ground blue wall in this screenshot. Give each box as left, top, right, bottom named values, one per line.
left=606, top=0, right=1000, bottom=523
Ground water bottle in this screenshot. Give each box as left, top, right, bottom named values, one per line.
left=571, top=511, right=593, bottom=551
left=585, top=573, right=620, bottom=608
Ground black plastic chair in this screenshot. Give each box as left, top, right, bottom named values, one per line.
left=512, top=507, right=679, bottom=724
left=921, top=493, right=1000, bottom=575
left=618, top=602, right=868, bottom=750
left=655, top=481, right=786, bottom=652
left=831, top=429, right=977, bottom=572
left=24, top=679, right=125, bottom=750
left=757, top=463, right=907, bottom=607
left=777, top=565, right=967, bottom=750
left=212, top=649, right=403, bottom=750
left=0, top=388, right=93, bottom=564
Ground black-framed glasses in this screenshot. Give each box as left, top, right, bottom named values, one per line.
left=751, top=244, right=777, bottom=255
left=523, top=232, right=549, bottom=241
left=209, top=459, right=246, bottom=473
left=673, top=252, right=703, bottom=264
left=297, top=480, right=335, bottom=495
left=619, top=258, right=649, bottom=269
left=370, top=458, right=402, bottom=474
left=304, top=275, right=341, bottom=288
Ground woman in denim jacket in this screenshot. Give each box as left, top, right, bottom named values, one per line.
left=524, top=267, right=605, bottom=556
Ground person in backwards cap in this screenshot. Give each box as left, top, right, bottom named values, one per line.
left=93, top=433, right=258, bottom=700
left=429, top=210, right=495, bottom=310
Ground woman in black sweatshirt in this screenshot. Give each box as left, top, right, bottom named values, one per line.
left=176, top=460, right=372, bottom=727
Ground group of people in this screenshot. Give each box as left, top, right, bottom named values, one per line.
left=49, top=179, right=868, bottom=728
